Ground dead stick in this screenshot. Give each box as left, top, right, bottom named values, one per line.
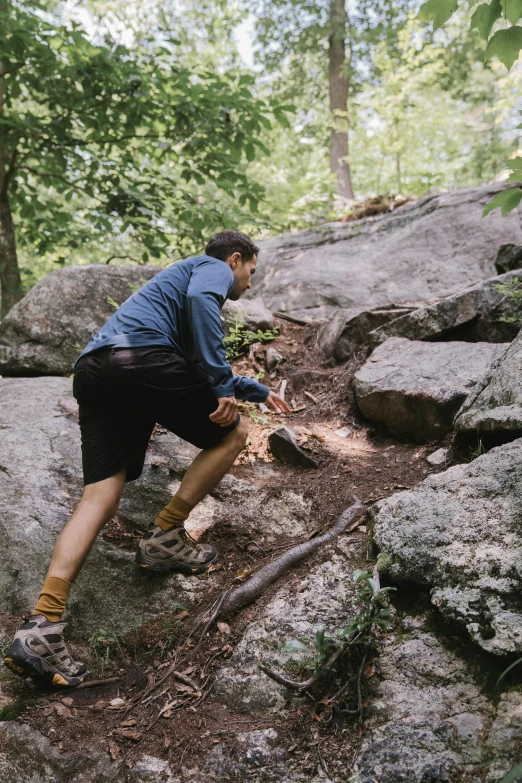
left=221, top=499, right=364, bottom=616
left=260, top=645, right=345, bottom=691
left=193, top=589, right=231, bottom=651
left=273, top=312, right=309, bottom=326
left=76, top=677, right=122, bottom=690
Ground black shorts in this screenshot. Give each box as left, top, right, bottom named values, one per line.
left=73, top=345, right=239, bottom=486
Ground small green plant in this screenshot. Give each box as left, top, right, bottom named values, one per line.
left=239, top=400, right=270, bottom=426
left=282, top=570, right=395, bottom=678
left=88, top=628, right=127, bottom=673
left=493, top=279, right=522, bottom=325
left=106, top=295, right=120, bottom=310
left=223, top=315, right=279, bottom=361
left=469, top=438, right=486, bottom=461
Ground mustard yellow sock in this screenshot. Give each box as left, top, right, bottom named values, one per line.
left=155, top=494, right=194, bottom=531
left=33, top=576, right=72, bottom=623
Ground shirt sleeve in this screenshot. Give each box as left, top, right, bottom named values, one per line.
left=186, top=259, right=236, bottom=398
left=185, top=258, right=271, bottom=402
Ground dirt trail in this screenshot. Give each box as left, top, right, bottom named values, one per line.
left=0, top=318, right=438, bottom=777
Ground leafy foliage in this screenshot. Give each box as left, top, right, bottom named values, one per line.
left=223, top=315, right=279, bottom=360
left=1, top=2, right=292, bottom=284
left=418, top=0, right=522, bottom=216
left=282, top=569, right=395, bottom=677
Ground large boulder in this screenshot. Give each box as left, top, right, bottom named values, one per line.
left=368, top=268, right=522, bottom=349
left=252, top=185, right=522, bottom=322
left=221, top=297, right=274, bottom=333
left=0, top=264, right=161, bottom=376
left=348, top=615, right=522, bottom=783
left=353, top=337, right=506, bottom=441
left=455, top=331, right=522, bottom=435
left=372, top=438, right=522, bottom=655
left=318, top=304, right=419, bottom=362
left=0, top=377, right=312, bottom=636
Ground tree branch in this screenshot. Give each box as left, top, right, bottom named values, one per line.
left=16, top=166, right=103, bottom=202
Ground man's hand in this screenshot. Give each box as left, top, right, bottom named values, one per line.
left=265, top=391, right=292, bottom=414
left=210, top=396, right=239, bottom=427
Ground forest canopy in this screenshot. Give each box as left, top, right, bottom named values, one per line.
left=1, top=0, right=521, bottom=315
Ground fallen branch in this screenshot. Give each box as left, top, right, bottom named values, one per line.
left=221, top=499, right=364, bottom=616
left=260, top=645, right=345, bottom=691
left=273, top=312, right=309, bottom=326
left=193, top=589, right=231, bottom=652
left=76, top=677, right=122, bottom=690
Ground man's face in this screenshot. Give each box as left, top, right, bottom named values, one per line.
left=228, top=253, right=257, bottom=301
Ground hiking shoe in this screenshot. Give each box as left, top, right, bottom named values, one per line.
left=136, top=524, right=218, bottom=574
left=4, top=614, right=86, bottom=688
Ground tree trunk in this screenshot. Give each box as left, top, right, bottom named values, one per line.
left=329, top=0, right=353, bottom=200
left=0, top=198, right=22, bottom=318
left=0, top=58, right=22, bottom=319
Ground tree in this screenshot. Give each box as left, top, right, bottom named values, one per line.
left=250, top=1, right=415, bottom=199
left=418, top=0, right=522, bottom=216
left=0, top=1, right=280, bottom=317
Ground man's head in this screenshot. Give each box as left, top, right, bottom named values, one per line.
left=205, top=230, right=259, bottom=301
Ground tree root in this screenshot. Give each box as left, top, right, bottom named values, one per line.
left=221, top=498, right=364, bottom=616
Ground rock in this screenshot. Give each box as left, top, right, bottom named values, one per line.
left=369, top=269, right=522, bottom=348
left=334, top=426, right=352, bottom=438
left=265, top=347, right=284, bottom=371
left=318, top=304, right=419, bottom=362
left=354, top=337, right=506, bottom=442
left=268, top=427, right=319, bottom=468
left=348, top=615, right=522, bottom=783
left=455, top=332, right=522, bottom=435
left=495, top=243, right=522, bottom=274
left=251, top=185, right=522, bottom=322
left=0, top=377, right=312, bottom=635
left=0, top=264, right=160, bottom=376
left=222, top=297, right=274, bottom=332
left=372, top=437, right=522, bottom=655
left=426, top=447, right=449, bottom=466
left=213, top=537, right=360, bottom=715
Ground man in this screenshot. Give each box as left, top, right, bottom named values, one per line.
left=4, top=230, right=290, bottom=687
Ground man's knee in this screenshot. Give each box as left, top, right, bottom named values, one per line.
left=233, top=415, right=249, bottom=447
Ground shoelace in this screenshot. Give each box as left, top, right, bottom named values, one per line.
left=179, top=528, right=203, bottom=553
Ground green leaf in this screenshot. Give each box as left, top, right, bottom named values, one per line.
left=471, top=0, right=502, bottom=40
left=502, top=0, right=522, bottom=24
left=353, top=569, right=371, bottom=584
left=282, top=639, right=310, bottom=653
left=496, top=655, right=522, bottom=685
left=482, top=187, right=522, bottom=217
left=417, top=0, right=459, bottom=29
left=314, top=629, right=325, bottom=651
left=484, top=26, right=522, bottom=69
left=499, top=763, right=522, bottom=783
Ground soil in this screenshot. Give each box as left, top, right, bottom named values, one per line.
left=0, top=317, right=444, bottom=779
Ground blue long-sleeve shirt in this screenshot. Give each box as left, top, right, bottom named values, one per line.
left=76, top=255, right=270, bottom=402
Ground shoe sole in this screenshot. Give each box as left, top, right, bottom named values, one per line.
left=4, top=639, right=84, bottom=688
left=135, top=548, right=218, bottom=575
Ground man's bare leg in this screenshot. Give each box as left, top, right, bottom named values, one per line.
left=46, top=469, right=127, bottom=583
left=177, top=415, right=249, bottom=506
left=137, top=417, right=248, bottom=572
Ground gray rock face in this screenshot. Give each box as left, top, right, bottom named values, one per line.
left=222, top=297, right=274, bottom=332
left=369, top=269, right=522, bottom=349
left=354, top=337, right=506, bottom=442
left=348, top=615, right=522, bottom=783
left=0, top=264, right=161, bottom=376
left=372, top=438, right=522, bottom=655
left=455, top=331, right=522, bottom=434
left=0, top=377, right=312, bottom=636
left=252, top=185, right=522, bottom=321
left=318, top=304, right=419, bottom=362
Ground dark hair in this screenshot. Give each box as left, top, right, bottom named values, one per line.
left=205, top=230, right=259, bottom=262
